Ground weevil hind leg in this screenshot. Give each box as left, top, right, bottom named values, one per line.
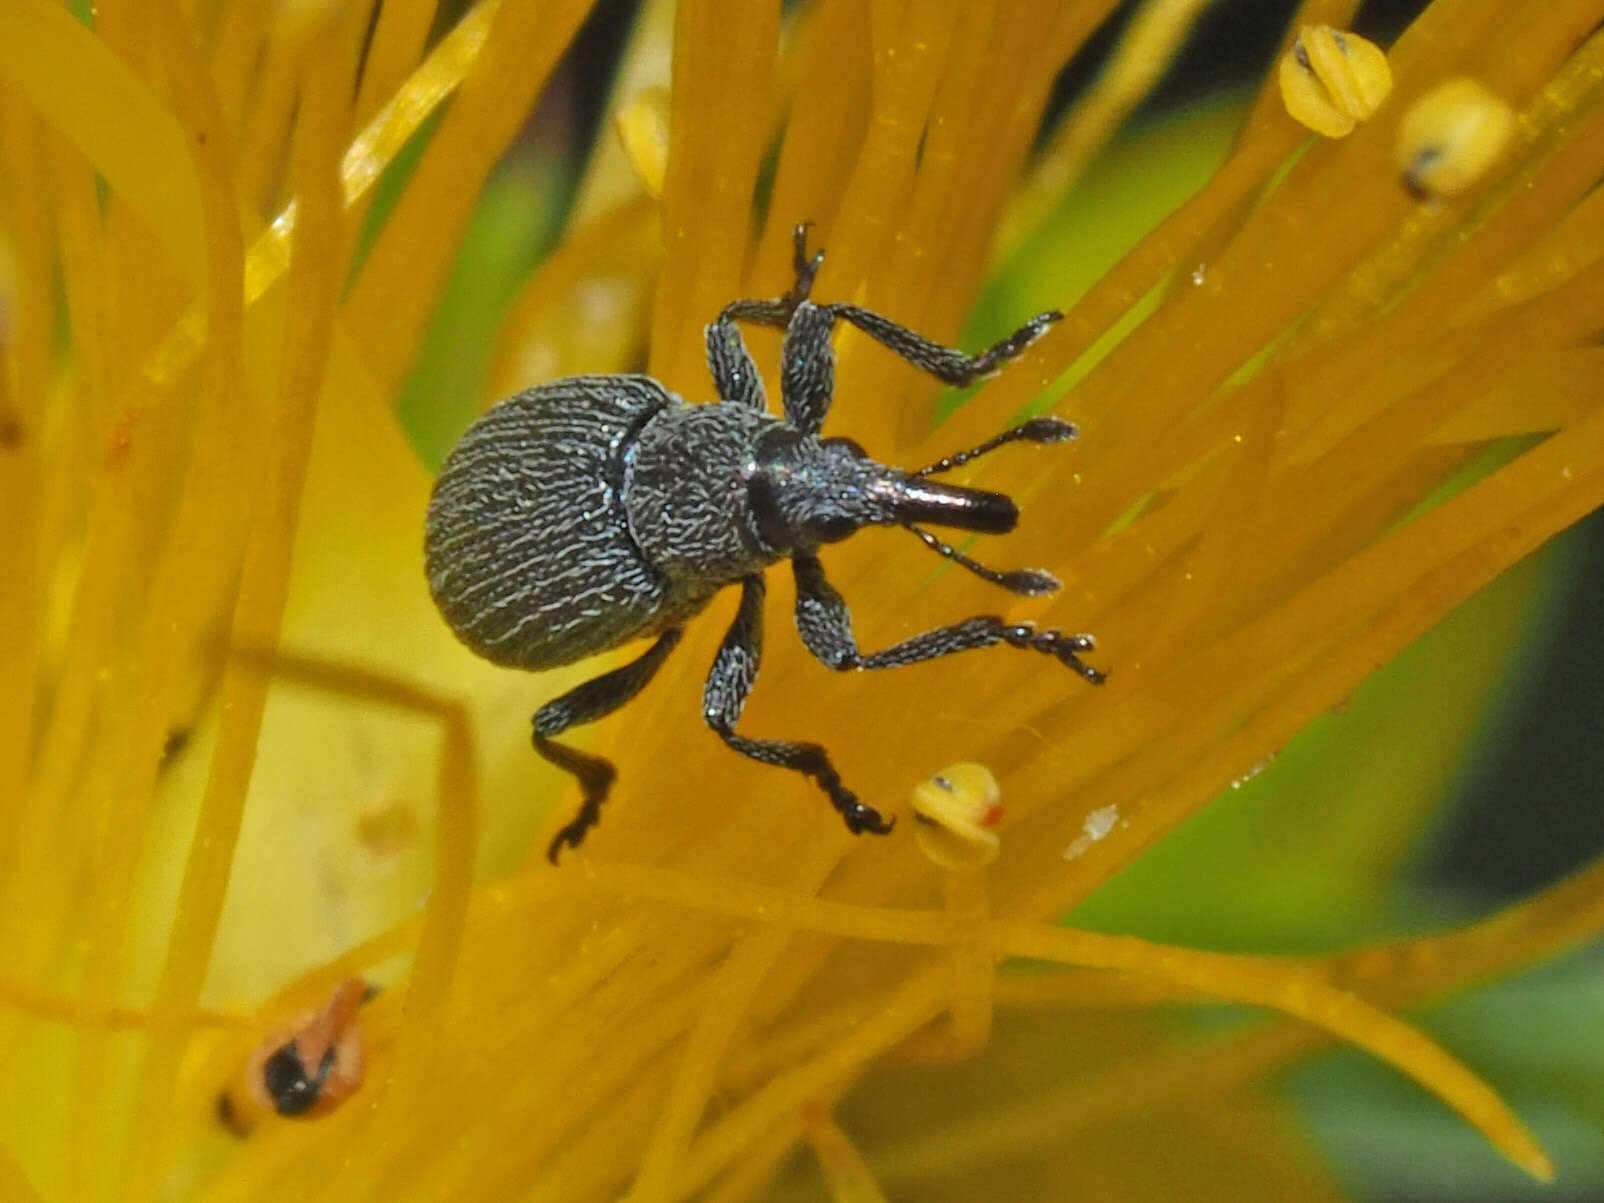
left=534, top=736, right=617, bottom=862
left=534, top=628, right=683, bottom=862
left=702, top=574, right=893, bottom=837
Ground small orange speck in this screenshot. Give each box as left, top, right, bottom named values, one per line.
left=355, top=799, right=420, bottom=861
left=103, top=410, right=136, bottom=468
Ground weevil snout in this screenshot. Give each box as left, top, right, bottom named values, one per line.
left=884, top=476, right=1018, bottom=535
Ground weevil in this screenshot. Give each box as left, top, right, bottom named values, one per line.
left=425, top=225, right=1103, bottom=863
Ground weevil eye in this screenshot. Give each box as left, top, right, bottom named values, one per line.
left=805, top=512, right=856, bottom=544
left=749, top=427, right=870, bottom=552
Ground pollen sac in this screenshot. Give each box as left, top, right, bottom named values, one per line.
left=1278, top=25, right=1392, bottom=138
left=217, top=978, right=373, bottom=1136
left=1395, top=77, right=1516, bottom=199
left=613, top=86, right=670, bottom=198
left=911, top=763, right=1002, bottom=871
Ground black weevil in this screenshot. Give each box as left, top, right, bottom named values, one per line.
left=425, top=225, right=1103, bottom=862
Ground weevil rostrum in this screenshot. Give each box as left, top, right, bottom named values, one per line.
left=425, top=225, right=1103, bottom=862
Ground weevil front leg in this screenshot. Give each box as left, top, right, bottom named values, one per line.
left=779, top=300, right=1061, bottom=436
left=703, top=574, right=893, bottom=836
left=704, top=224, right=825, bottom=410
left=535, top=628, right=683, bottom=862
left=793, top=555, right=1105, bottom=683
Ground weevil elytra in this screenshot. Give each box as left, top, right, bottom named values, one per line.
left=425, top=225, right=1103, bottom=862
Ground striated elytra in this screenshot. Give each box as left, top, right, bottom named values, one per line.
left=425, top=224, right=1103, bottom=863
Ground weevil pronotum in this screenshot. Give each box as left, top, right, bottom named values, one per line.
left=425, top=225, right=1103, bottom=861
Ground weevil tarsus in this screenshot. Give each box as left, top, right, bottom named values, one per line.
left=535, top=627, right=683, bottom=862
left=703, top=574, right=895, bottom=836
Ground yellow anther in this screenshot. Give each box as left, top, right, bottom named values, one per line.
left=1395, top=77, right=1516, bottom=199
left=911, top=763, right=1001, bottom=870
left=1279, top=25, right=1392, bottom=138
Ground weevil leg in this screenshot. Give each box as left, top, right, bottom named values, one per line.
left=778, top=301, right=1062, bottom=435
left=536, top=628, right=683, bottom=862
left=776, top=303, right=839, bottom=435
left=792, top=555, right=1105, bottom=683
left=835, top=304, right=1062, bottom=387
left=704, top=310, right=770, bottom=411
left=704, top=224, right=826, bottom=410
left=703, top=574, right=893, bottom=836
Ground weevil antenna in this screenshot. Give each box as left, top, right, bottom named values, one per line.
left=904, top=525, right=1060, bottom=596
left=915, top=416, right=1077, bottom=477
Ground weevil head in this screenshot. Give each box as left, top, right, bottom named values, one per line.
left=747, top=425, right=1018, bottom=555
